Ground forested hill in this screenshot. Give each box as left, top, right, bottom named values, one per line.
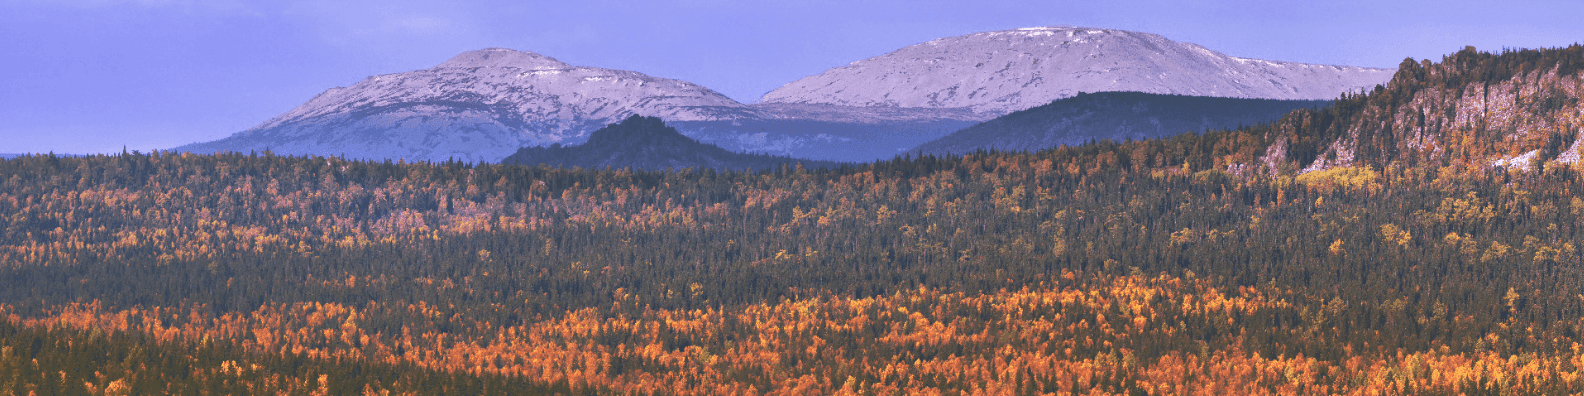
left=1251, top=45, right=1584, bottom=173
left=911, top=45, right=1584, bottom=174
left=909, top=92, right=1330, bottom=156
left=501, top=115, right=842, bottom=171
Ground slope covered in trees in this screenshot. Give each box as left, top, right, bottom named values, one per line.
left=502, top=115, right=842, bottom=171
left=0, top=46, right=1582, bottom=394
left=1254, top=45, right=1584, bottom=172
left=3, top=137, right=1584, bottom=393
left=910, top=92, right=1330, bottom=156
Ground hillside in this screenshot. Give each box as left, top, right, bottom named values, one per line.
left=910, top=92, right=1330, bottom=156
left=1252, top=46, right=1584, bottom=173
left=666, top=103, right=988, bottom=162
left=6, top=131, right=1584, bottom=393
left=173, top=48, right=752, bottom=164
left=763, top=26, right=1393, bottom=114
left=502, top=115, right=841, bottom=170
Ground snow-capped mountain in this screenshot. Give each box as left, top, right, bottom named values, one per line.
left=174, top=28, right=1400, bottom=164
left=175, top=48, right=752, bottom=163
left=174, top=47, right=980, bottom=163
left=761, top=26, right=1396, bottom=114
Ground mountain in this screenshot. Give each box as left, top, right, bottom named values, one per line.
left=909, top=92, right=1330, bottom=156
left=171, top=47, right=983, bottom=163
left=761, top=26, right=1395, bottom=114
left=175, top=48, right=749, bottom=163
left=172, top=27, right=1400, bottom=164
left=1250, top=46, right=1584, bottom=173
left=501, top=115, right=841, bottom=171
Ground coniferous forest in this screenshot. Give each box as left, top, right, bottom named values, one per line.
left=3, top=47, right=1584, bottom=395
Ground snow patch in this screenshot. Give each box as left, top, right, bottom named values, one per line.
left=1554, top=133, right=1584, bottom=164
left=1491, top=150, right=1541, bottom=169
left=437, top=48, right=569, bottom=70
left=1011, top=27, right=1059, bottom=36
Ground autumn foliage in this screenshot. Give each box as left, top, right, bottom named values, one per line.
left=10, top=270, right=1584, bottom=395
left=4, top=46, right=1584, bottom=395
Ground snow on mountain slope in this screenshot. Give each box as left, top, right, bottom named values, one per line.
left=175, top=27, right=1398, bottom=164
left=761, top=26, right=1396, bottom=114
left=176, top=48, right=750, bottom=163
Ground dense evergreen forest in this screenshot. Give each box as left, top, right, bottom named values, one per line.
left=2, top=46, right=1584, bottom=394
left=910, top=91, right=1331, bottom=156
left=1256, top=45, right=1584, bottom=171
left=502, top=116, right=843, bottom=171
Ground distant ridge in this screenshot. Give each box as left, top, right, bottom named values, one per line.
left=174, top=48, right=745, bottom=164
left=910, top=92, right=1331, bottom=156
left=170, top=27, right=1397, bottom=164
left=0, top=152, right=91, bottom=159
left=501, top=116, right=842, bottom=171
left=764, top=26, right=1393, bottom=114
left=169, top=47, right=986, bottom=163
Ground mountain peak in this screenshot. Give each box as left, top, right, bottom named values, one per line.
left=762, top=27, right=1394, bottom=114
left=959, top=26, right=1144, bottom=42
left=1006, top=25, right=1106, bottom=34
left=436, top=48, right=569, bottom=70
left=584, top=115, right=694, bottom=148
left=175, top=48, right=745, bottom=164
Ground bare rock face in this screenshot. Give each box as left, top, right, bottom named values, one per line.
left=175, top=48, right=747, bottom=163
left=761, top=26, right=1396, bottom=115
left=1241, top=47, right=1584, bottom=175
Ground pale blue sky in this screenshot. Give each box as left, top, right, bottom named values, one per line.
left=2, top=0, right=1581, bottom=154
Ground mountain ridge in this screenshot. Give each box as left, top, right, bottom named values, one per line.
left=172, top=28, right=1402, bottom=164
left=762, top=26, right=1394, bottom=114
left=173, top=48, right=986, bottom=163
left=175, top=48, right=747, bottom=163
left=1247, top=46, right=1584, bottom=174
left=909, top=92, right=1332, bottom=156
